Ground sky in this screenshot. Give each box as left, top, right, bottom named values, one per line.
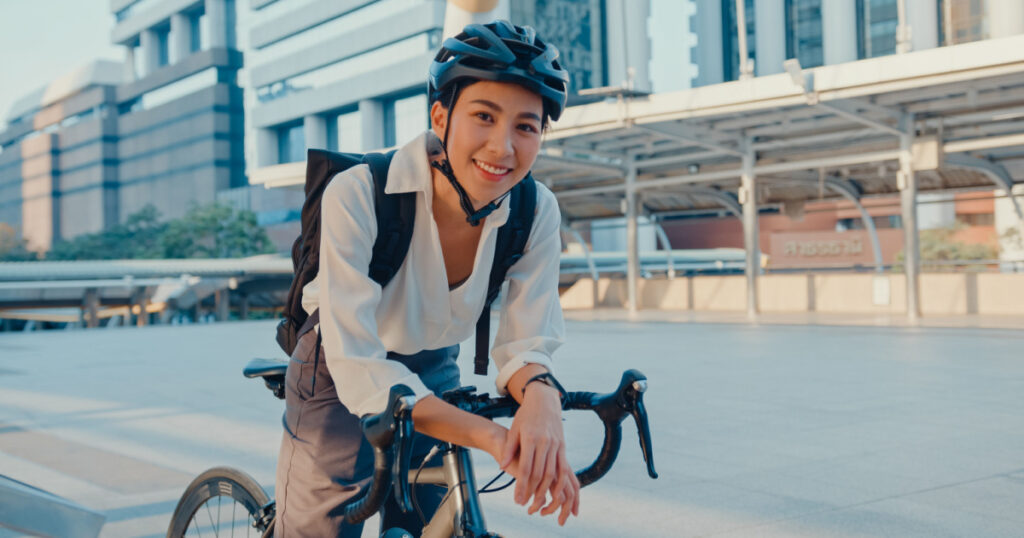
left=0, top=0, right=123, bottom=127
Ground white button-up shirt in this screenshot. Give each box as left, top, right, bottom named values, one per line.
left=301, top=132, right=565, bottom=417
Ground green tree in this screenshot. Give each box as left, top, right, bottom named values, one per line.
left=0, top=223, right=38, bottom=261
left=43, top=202, right=275, bottom=261
left=48, top=204, right=167, bottom=260
left=160, top=202, right=275, bottom=258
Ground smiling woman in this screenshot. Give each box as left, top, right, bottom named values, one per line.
left=273, top=20, right=576, bottom=537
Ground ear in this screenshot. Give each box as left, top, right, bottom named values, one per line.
left=430, top=100, right=448, bottom=140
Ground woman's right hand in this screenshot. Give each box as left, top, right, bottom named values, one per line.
left=485, top=426, right=579, bottom=526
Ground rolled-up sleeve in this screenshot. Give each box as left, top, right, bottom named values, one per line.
left=318, top=167, right=433, bottom=417
left=491, top=185, right=566, bottom=395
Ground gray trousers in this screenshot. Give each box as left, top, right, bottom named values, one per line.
left=275, top=321, right=461, bottom=537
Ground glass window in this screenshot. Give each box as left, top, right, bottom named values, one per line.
left=327, top=109, right=363, bottom=153
left=940, top=0, right=989, bottom=45
left=277, top=122, right=305, bottom=163
left=785, top=0, right=824, bottom=68
left=723, top=0, right=756, bottom=81
left=156, top=25, right=171, bottom=67
left=387, top=94, right=427, bottom=147
left=857, top=0, right=898, bottom=58
left=189, top=10, right=206, bottom=52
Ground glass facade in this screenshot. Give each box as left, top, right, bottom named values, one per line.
left=513, top=0, right=606, bottom=93
left=857, top=0, right=899, bottom=58
left=277, top=122, right=305, bottom=163
left=722, top=0, right=756, bottom=81
left=941, top=0, right=988, bottom=45
left=785, top=0, right=824, bottom=68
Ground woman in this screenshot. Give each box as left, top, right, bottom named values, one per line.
left=275, top=20, right=576, bottom=536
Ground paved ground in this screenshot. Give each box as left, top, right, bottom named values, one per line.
left=1, top=318, right=1023, bottom=537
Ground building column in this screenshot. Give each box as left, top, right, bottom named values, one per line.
left=239, top=293, right=250, bottom=321
left=740, top=141, right=759, bottom=319
left=625, top=163, right=639, bottom=314
left=899, top=115, right=921, bottom=321
left=256, top=128, right=278, bottom=166
left=304, top=115, right=327, bottom=152
left=693, top=0, right=724, bottom=86
left=123, top=46, right=137, bottom=82
left=82, top=289, right=100, bottom=329
left=204, top=0, right=228, bottom=48
left=906, top=0, right=939, bottom=51
left=822, top=0, right=858, bottom=64
left=140, top=29, right=161, bottom=77
left=215, top=289, right=229, bottom=321
left=989, top=0, right=1024, bottom=38
left=359, top=99, right=386, bottom=150
left=169, top=13, right=191, bottom=64
left=755, top=0, right=786, bottom=76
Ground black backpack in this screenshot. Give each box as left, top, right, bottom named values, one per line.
left=275, top=148, right=537, bottom=376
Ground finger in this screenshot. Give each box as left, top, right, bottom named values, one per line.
left=558, top=450, right=580, bottom=519
left=529, top=446, right=558, bottom=514
left=570, top=471, right=581, bottom=517
left=540, top=473, right=568, bottom=516
left=525, top=438, right=550, bottom=507
left=514, top=441, right=535, bottom=505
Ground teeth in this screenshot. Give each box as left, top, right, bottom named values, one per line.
left=475, top=160, right=510, bottom=175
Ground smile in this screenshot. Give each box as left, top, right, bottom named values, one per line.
left=473, top=160, right=511, bottom=176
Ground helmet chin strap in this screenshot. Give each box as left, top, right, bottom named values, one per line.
left=431, top=92, right=509, bottom=227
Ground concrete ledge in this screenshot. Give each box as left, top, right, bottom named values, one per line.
left=560, top=273, right=1024, bottom=316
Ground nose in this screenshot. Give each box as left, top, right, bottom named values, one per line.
left=485, top=123, right=515, bottom=159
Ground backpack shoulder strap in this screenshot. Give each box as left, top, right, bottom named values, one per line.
left=474, top=174, right=538, bottom=376
left=365, top=150, right=416, bottom=288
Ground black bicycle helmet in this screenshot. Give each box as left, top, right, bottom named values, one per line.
left=429, top=20, right=569, bottom=122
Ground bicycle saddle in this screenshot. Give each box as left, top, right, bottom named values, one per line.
left=243, top=358, right=288, bottom=379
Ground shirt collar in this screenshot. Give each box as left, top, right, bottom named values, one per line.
left=385, top=131, right=511, bottom=228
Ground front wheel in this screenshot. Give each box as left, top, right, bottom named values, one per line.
left=166, top=466, right=274, bottom=538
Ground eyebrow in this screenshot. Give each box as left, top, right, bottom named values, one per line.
left=469, top=99, right=542, bottom=122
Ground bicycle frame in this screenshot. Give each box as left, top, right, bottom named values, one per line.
left=414, top=444, right=487, bottom=538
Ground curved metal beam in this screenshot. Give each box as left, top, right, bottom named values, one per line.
left=682, top=187, right=744, bottom=219
left=561, top=224, right=600, bottom=283
left=824, top=178, right=885, bottom=273
left=561, top=223, right=600, bottom=307
left=944, top=154, right=1024, bottom=223
left=640, top=209, right=676, bottom=279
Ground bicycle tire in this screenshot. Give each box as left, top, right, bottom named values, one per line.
left=166, top=466, right=273, bottom=538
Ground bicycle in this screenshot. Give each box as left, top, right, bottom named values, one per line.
left=166, top=358, right=658, bottom=537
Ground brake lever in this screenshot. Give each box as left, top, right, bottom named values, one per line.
left=618, top=370, right=658, bottom=479
left=392, top=399, right=416, bottom=513
left=626, top=377, right=659, bottom=477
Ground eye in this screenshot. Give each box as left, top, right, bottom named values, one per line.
left=474, top=111, right=494, bottom=122
left=517, top=122, right=540, bottom=134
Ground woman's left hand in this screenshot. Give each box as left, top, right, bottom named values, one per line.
left=500, top=383, right=581, bottom=525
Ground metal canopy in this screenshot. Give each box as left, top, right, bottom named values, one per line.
left=535, top=36, right=1024, bottom=319
left=540, top=36, right=1024, bottom=220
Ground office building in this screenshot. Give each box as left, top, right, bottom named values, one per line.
left=0, top=62, right=123, bottom=252
left=111, top=0, right=246, bottom=222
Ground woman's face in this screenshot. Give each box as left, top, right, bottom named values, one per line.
left=430, top=80, right=544, bottom=207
